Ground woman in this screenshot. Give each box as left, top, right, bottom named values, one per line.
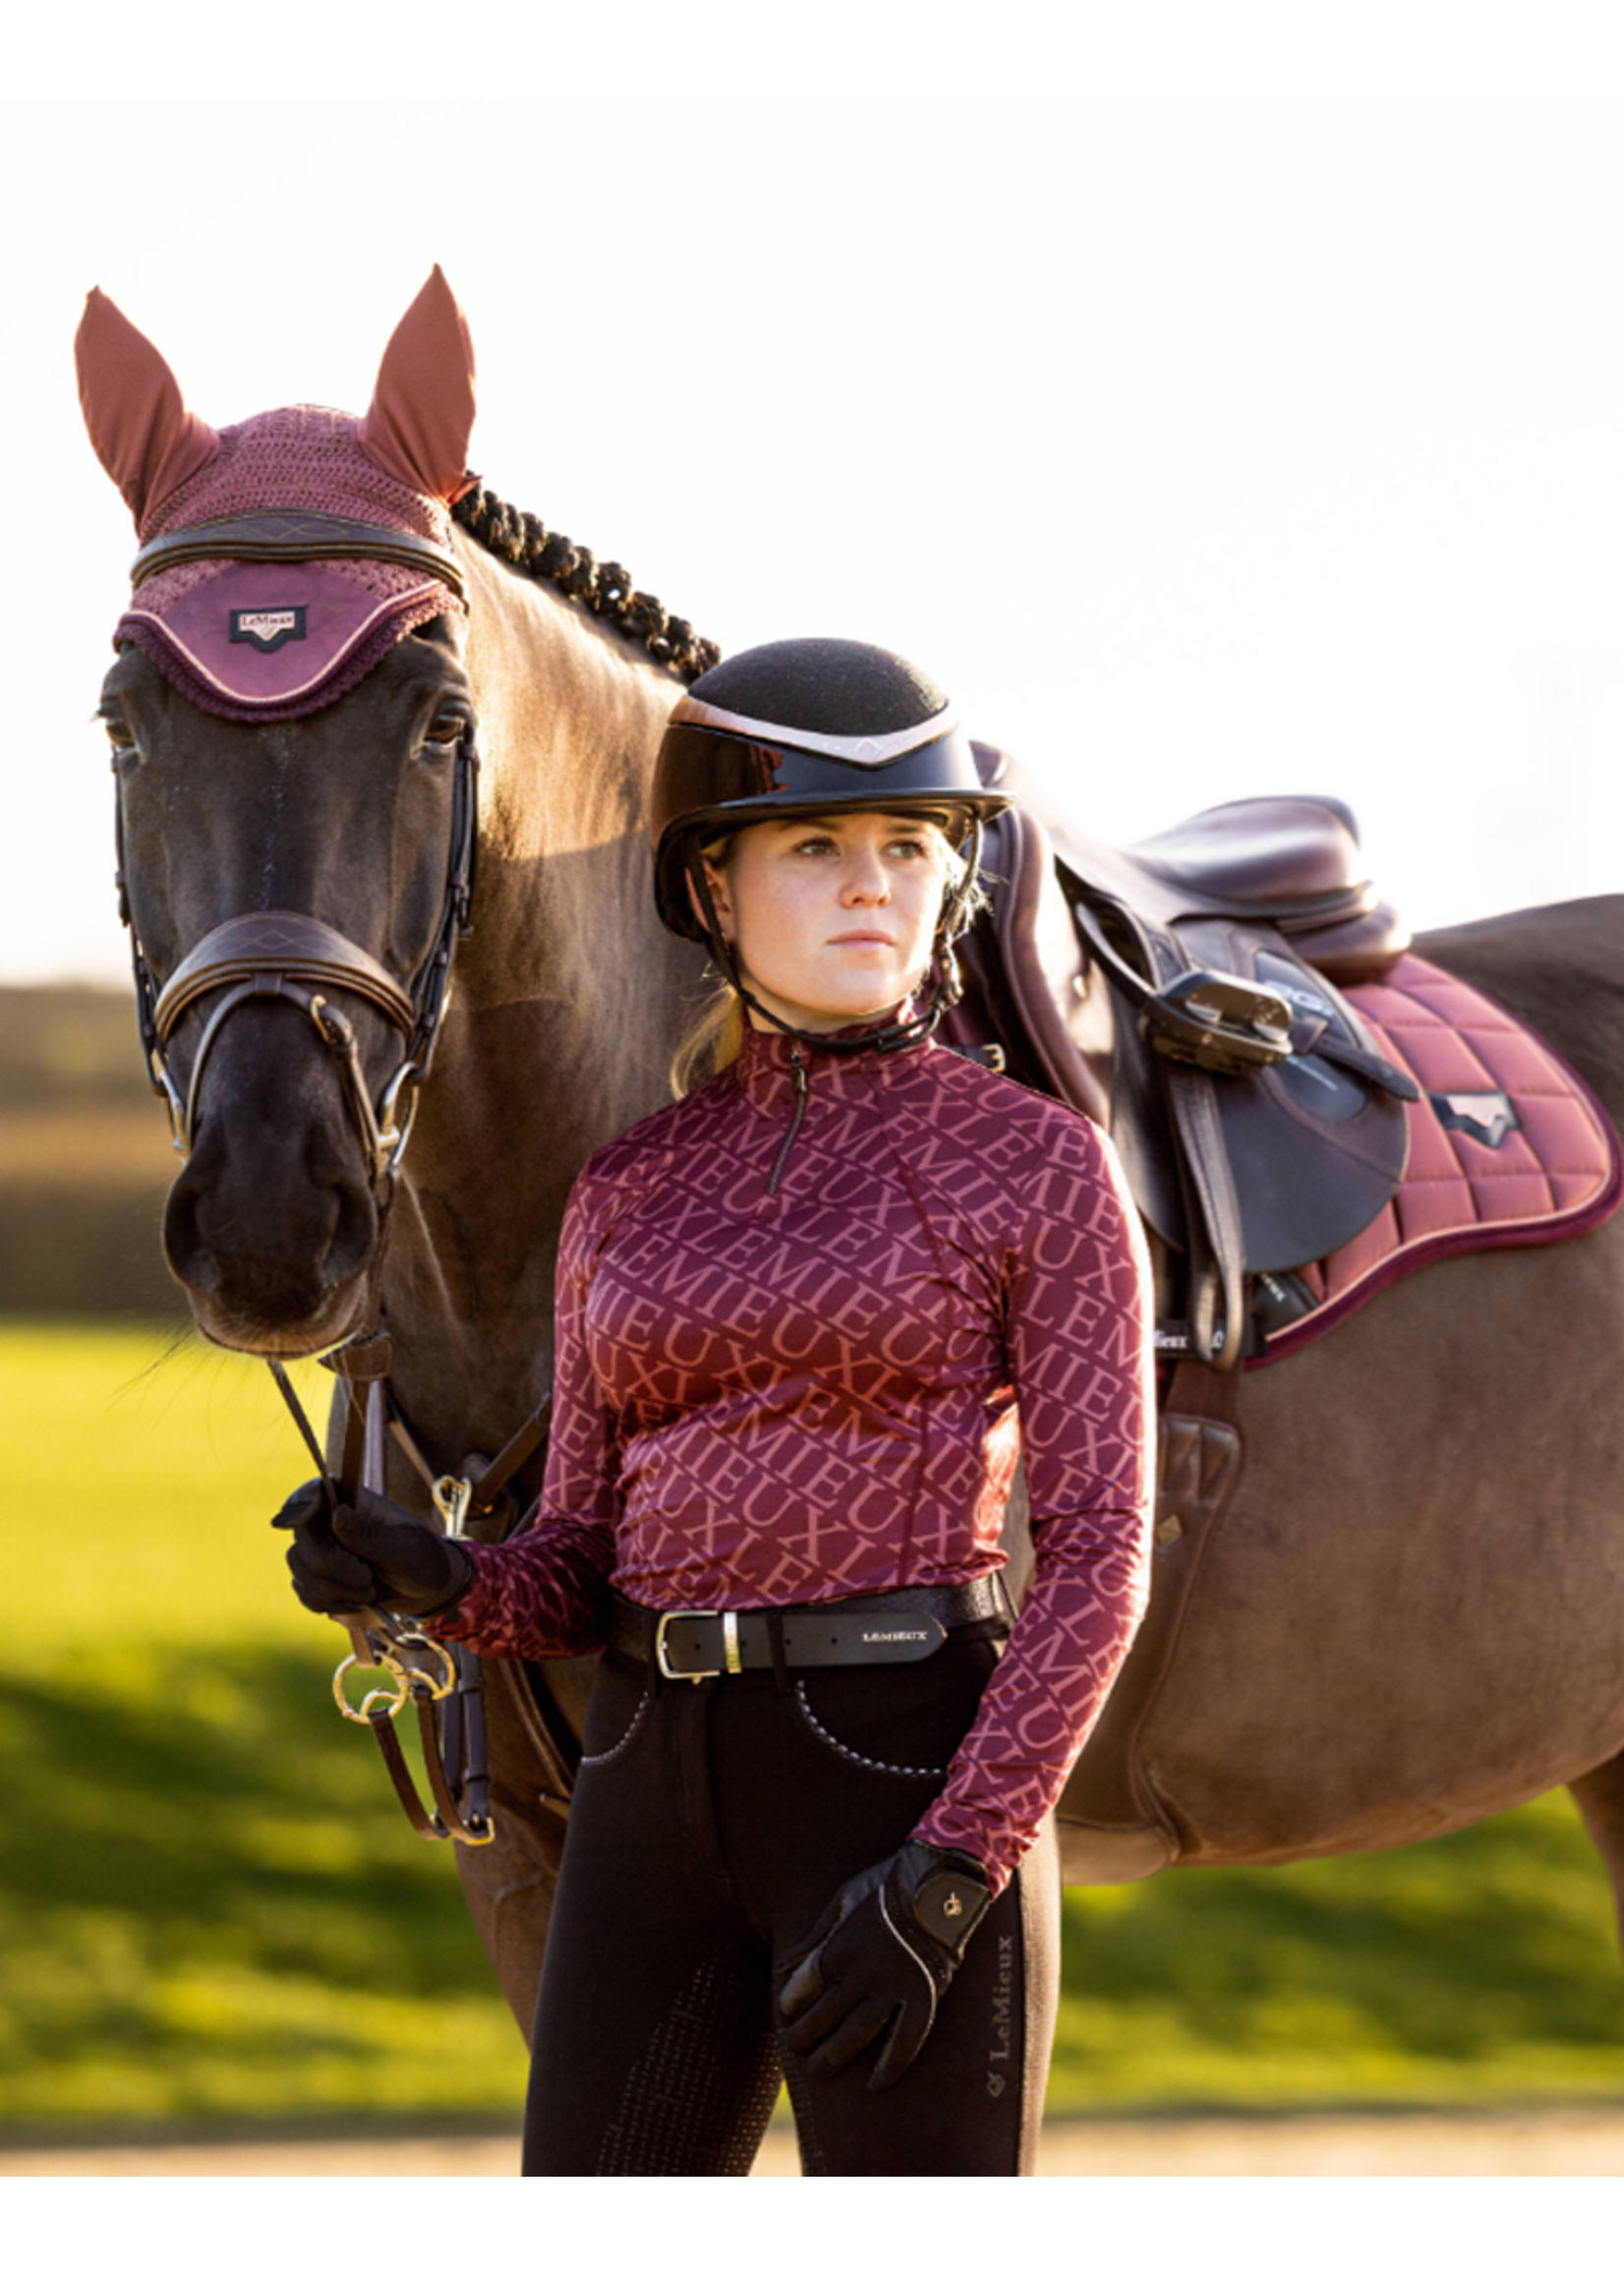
left=279, top=637, right=1155, bottom=2177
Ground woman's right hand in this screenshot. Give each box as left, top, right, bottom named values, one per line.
left=273, top=1479, right=475, bottom=1619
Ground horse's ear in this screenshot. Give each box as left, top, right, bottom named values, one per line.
left=358, top=266, right=478, bottom=503
left=75, top=288, right=219, bottom=526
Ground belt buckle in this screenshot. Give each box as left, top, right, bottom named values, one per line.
left=655, top=1608, right=744, bottom=1682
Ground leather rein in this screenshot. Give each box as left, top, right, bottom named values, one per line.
left=114, top=508, right=551, bottom=1848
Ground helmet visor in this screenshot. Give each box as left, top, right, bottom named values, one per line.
left=654, top=719, right=1005, bottom=835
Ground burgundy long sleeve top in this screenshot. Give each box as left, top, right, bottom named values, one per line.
left=436, top=1024, right=1155, bottom=1895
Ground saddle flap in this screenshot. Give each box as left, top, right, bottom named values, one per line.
left=1109, top=914, right=1411, bottom=1273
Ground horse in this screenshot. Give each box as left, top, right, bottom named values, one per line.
left=80, top=276, right=1624, bottom=2048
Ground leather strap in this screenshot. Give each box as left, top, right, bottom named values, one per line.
left=467, top=1397, right=552, bottom=1518
left=154, top=911, right=416, bottom=1043
left=131, top=508, right=466, bottom=600
left=609, top=1578, right=1012, bottom=1678
left=1163, top=1062, right=1247, bottom=1371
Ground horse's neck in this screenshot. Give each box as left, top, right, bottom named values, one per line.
left=380, top=538, right=698, bottom=1469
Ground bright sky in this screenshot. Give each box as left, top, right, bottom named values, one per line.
left=10, top=61, right=1624, bottom=982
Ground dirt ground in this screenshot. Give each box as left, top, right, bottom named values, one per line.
left=2, top=2108, right=1621, bottom=2177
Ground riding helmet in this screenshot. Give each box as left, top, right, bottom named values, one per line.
left=650, top=637, right=1009, bottom=943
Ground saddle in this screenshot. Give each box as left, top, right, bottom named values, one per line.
left=947, top=742, right=1421, bottom=1371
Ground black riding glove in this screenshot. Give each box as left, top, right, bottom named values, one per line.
left=778, top=1838, right=992, bottom=2091
left=273, top=1478, right=475, bottom=1620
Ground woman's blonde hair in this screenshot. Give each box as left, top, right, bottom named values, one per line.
left=667, top=817, right=986, bottom=1097
left=669, top=980, right=749, bottom=1097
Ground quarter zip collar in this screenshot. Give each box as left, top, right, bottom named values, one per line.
left=733, top=1006, right=934, bottom=1188
left=734, top=1006, right=930, bottom=1110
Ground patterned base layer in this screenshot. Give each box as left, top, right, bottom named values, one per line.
left=1253, top=953, right=1624, bottom=1367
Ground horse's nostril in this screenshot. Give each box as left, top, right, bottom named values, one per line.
left=320, top=1174, right=379, bottom=1291
left=162, top=1176, right=221, bottom=1293
left=161, top=1109, right=377, bottom=1335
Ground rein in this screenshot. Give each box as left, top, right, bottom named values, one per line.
left=266, top=1347, right=551, bottom=1848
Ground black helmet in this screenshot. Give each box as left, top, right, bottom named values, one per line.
left=651, top=637, right=1009, bottom=943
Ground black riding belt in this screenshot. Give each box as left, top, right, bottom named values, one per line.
left=608, top=1578, right=1013, bottom=1683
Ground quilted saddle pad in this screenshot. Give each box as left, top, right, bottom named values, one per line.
left=1252, top=953, right=1623, bottom=1366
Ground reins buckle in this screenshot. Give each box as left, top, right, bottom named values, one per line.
left=656, top=1608, right=738, bottom=1683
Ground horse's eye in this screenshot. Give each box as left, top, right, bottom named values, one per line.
left=102, top=718, right=137, bottom=753
left=424, top=710, right=466, bottom=745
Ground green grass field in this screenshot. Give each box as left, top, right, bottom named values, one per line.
left=2, top=1319, right=1622, bottom=2130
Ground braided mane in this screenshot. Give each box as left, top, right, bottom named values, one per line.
left=453, top=484, right=722, bottom=683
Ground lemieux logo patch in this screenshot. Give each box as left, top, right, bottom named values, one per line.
left=229, top=606, right=308, bottom=654
left=1430, top=1090, right=1521, bottom=1148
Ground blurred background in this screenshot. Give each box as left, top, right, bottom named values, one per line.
left=4, top=67, right=1624, bottom=2155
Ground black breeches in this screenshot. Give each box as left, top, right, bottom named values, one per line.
left=521, top=1635, right=1059, bottom=2177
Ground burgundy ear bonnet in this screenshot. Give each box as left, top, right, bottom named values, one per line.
left=77, top=269, right=478, bottom=721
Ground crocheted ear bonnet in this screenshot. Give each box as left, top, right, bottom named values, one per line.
left=76, top=268, right=477, bottom=722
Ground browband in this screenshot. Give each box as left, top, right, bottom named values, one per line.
left=131, top=508, right=466, bottom=602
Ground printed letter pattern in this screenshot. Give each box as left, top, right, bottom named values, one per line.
left=435, top=1029, right=1154, bottom=1894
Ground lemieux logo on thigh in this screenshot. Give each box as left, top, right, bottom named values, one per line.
left=986, top=1932, right=1015, bottom=2093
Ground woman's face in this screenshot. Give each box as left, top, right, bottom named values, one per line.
left=703, top=808, right=955, bottom=1034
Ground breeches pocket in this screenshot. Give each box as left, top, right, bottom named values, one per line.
left=578, top=1650, right=655, bottom=1768
left=791, top=1635, right=1001, bottom=1779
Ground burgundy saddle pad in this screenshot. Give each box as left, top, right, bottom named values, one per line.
left=1252, top=954, right=1624, bottom=1366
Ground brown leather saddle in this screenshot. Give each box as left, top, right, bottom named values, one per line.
left=947, top=742, right=1419, bottom=1371
left=942, top=746, right=1419, bottom=1879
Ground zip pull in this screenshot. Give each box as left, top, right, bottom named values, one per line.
left=768, top=1043, right=809, bottom=1195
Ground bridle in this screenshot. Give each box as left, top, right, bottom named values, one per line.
left=114, top=510, right=479, bottom=1200
left=108, top=507, right=553, bottom=1848
left=118, top=731, right=479, bottom=1195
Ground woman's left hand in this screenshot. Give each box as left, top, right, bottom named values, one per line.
left=778, top=1839, right=991, bottom=2090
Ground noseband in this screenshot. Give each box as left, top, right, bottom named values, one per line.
left=115, top=721, right=479, bottom=1198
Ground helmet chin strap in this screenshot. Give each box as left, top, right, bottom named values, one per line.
left=682, top=819, right=982, bottom=1059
